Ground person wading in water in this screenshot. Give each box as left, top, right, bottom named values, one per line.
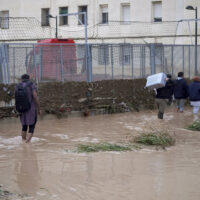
left=15, top=74, right=40, bottom=143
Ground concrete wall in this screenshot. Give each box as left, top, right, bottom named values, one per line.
left=0, top=79, right=156, bottom=118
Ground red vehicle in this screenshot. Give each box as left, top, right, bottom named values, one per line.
left=26, top=38, right=77, bottom=81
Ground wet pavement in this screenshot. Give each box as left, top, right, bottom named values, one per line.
left=0, top=108, right=200, bottom=200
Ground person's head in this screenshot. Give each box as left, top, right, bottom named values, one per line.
left=167, top=74, right=172, bottom=79
left=193, top=76, right=200, bottom=82
left=21, top=74, right=30, bottom=81
left=166, top=74, right=172, bottom=81
left=177, top=72, right=184, bottom=78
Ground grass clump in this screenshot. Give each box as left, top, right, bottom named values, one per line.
left=134, top=133, right=175, bottom=147
left=77, top=143, right=137, bottom=153
left=186, top=121, right=200, bottom=131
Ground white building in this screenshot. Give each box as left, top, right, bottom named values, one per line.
left=0, top=0, right=200, bottom=44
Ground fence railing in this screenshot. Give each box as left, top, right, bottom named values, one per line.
left=0, top=43, right=199, bottom=84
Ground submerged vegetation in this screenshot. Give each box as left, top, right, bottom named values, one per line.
left=76, top=143, right=140, bottom=153
left=133, top=133, right=175, bottom=147
left=186, top=121, right=200, bottom=131
left=71, top=132, right=175, bottom=153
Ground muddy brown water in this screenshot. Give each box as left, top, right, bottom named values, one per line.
left=1, top=108, right=200, bottom=200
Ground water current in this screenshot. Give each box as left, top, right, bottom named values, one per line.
left=0, top=109, right=200, bottom=200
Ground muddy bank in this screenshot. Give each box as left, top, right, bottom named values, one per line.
left=0, top=79, right=156, bottom=118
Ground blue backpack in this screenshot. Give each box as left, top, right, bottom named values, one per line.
left=15, top=81, right=32, bottom=113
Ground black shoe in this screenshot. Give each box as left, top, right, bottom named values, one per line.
left=158, top=112, right=163, bottom=119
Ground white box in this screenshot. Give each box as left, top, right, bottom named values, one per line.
left=145, top=72, right=166, bottom=90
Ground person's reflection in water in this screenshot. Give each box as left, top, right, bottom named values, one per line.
left=16, top=144, right=40, bottom=195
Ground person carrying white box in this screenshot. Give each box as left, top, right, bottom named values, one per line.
left=155, top=74, right=174, bottom=119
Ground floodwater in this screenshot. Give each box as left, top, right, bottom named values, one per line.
left=1, top=109, right=200, bottom=200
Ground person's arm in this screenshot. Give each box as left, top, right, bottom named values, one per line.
left=33, top=90, right=40, bottom=115
left=183, top=80, right=189, bottom=97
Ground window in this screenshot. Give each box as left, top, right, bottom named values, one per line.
left=152, top=1, right=162, bottom=22
left=78, top=6, right=87, bottom=25
left=0, top=10, right=9, bottom=29
left=98, top=45, right=110, bottom=65
left=121, top=4, right=130, bottom=24
left=41, top=8, right=50, bottom=26
left=119, top=44, right=131, bottom=65
left=100, top=5, right=108, bottom=24
left=59, top=7, right=68, bottom=25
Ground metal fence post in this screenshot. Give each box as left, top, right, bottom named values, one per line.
left=171, top=46, right=174, bottom=76
left=150, top=44, right=155, bottom=74
left=33, top=44, right=38, bottom=83
left=39, top=46, right=42, bottom=82
left=25, top=47, right=28, bottom=74
left=162, top=46, right=164, bottom=72
left=141, top=46, right=143, bottom=77
left=121, top=45, right=124, bottom=79
left=5, top=44, right=10, bottom=84
left=0, top=47, right=2, bottom=83
left=60, top=44, right=64, bottom=82
left=111, top=45, right=114, bottom=79
left=0, top=45, right=3, bottom=83
left=70, top=44, right=73, bottom=79
left=143, top=46, right=146, bottom=77
left=56, top=46, right=58, bottom=80
left=104, top=45, right=107, bottom=78
left=88, top=44, right=92, bottom=82
left=0, top=45, right=5, bottom=83
left=182, top=45, right=185, bottom=73
left=189, top=45, right=191, bottom=78
left=13, top=47, right=15, bottom=83
left=131, top=45, right=134, bottom=79
left=140, top=46, right=142, bottom=78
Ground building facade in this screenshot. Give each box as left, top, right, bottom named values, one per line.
left=0, top=0, right=200, bottom=43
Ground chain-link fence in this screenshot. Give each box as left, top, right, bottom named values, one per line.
left=0, top=43, right=199, bottom=84
left=1, top=18, right=200, bottom=44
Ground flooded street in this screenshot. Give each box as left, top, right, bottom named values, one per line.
left=1, top=109, right=200, bottom=200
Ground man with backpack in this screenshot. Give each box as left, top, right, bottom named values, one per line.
left=15, top=74, right=40, bottom=143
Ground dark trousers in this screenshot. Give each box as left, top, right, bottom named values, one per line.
left=22, top=116, right=37, bottom=134
left=155, top=98, right=168, bottom=113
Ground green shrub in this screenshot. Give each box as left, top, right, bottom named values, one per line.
left=134, top=133, right=175, bottom=147
left=186, top=121, right=200, bottom=131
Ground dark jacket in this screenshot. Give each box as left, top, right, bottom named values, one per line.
left=174, top=78, right=189, bottom=99
left=189, top=81, right=200, bottom=101
left=156, top=79, right=174, bottom=99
